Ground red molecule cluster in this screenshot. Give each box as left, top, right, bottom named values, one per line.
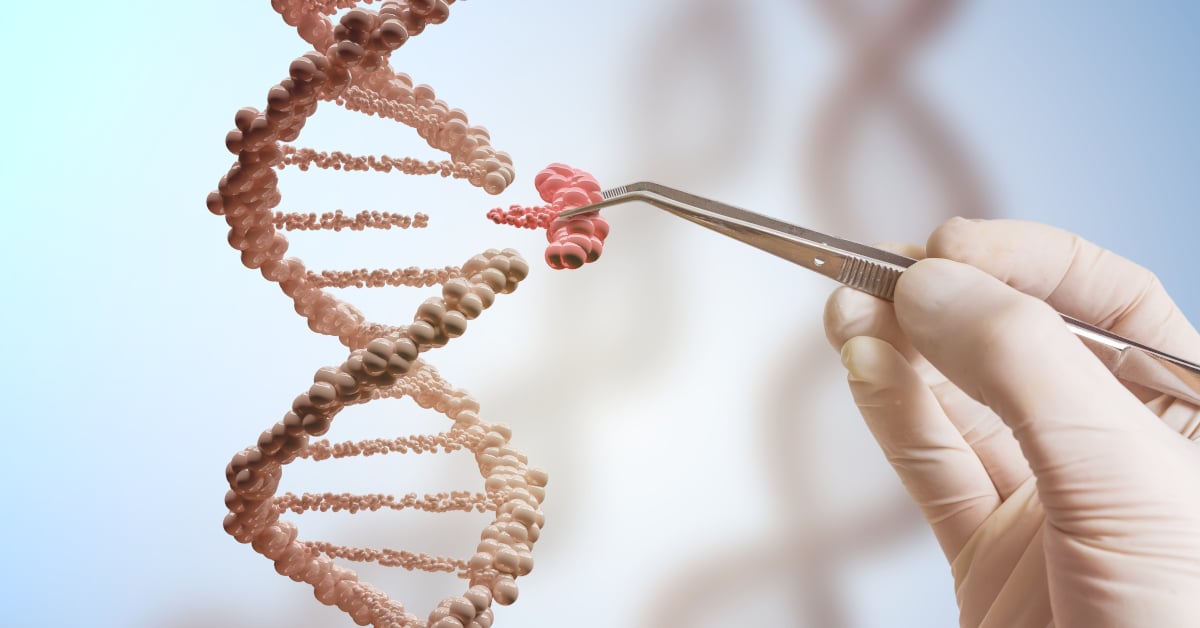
left=536, top=164, right=609, bottom=270
left=486, top=163, right=610, bottom=270
left=485, top=203, right=557, bottom=231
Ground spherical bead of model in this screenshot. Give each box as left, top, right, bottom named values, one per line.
left=308, top=381, right=338, bottom=406
left=471, top=608, right=495, bottom=628
left=301, top=413, right=331, bottom=436
left=465, top=584, right=492, bottom=611
left=400, top=9, right=427, bottom=36
left=314, top=575, right=338, bottom=605
left=503, top=256, right=529, bottom=285
left=406, top=320, right=436, bottom=345
left=461, top=254, right=490, bottom=276
left=340, top=9, right=372, bottom=32
left=392, top=337, right=419, bottom=361
left=410, top=0, right=437, bottom=15
left=470, top=284, right=496, bottom=309
left=377, top=20, right=409, bottom=49
left=493, top=547, right=520, bottom=574
left=333, top=40, right=365, bottom=66
left=444, top=596, right=476, bottom=622
left=442, top=277, right=471, bottom=306
left=491, top=576, right=519, bottom=606
left=366, top=337, right=395, bottom=360
left=442, top=310, right=468, bottom=337
left=417, top=299, right=448, bottom=325
left=386, top=353, right=412, bottom=377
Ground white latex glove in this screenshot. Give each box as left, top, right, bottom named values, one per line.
left=823, top=218, right=1200, bottom=627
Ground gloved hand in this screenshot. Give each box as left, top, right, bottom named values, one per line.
left=823, top=218, right=1200, bottom=627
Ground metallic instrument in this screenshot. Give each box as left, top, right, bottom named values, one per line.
left=561, top=181, right=1200, bottom=406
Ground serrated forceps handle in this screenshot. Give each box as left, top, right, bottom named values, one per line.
left=560, top=181, right=1200, bottom=407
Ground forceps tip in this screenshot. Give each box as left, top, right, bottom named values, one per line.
left=556, top=183, right=647, bottom=218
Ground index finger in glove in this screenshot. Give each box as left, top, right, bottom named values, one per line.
left=928, top=218, right=1200, bottom=365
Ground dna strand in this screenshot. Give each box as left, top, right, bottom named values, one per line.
left=626, top=0, right=760, bottom=184
left=804, top=0, right=990, bottom=236
left=206, top=2, right=550, bottom=626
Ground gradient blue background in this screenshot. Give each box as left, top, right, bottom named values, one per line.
left=2, top=1, right=1197, bottom=626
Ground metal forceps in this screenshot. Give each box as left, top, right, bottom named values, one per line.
left=561, top=181, right=1200, bottom=407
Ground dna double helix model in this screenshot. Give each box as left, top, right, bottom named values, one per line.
left=204, top=2, right=606, bottom=626
left=805, top=0, right=990, bottom=233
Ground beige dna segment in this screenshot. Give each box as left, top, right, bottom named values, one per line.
left=804, top=0, right=991, bottom=234
left=206, top=2, right=545, bottom=626
left=206, top=0, right=516, bottom=349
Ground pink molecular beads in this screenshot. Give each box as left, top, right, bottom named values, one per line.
left=485, top=164, right=610, bottom=270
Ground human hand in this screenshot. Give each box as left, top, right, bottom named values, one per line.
left=823, top=219, right=1200, bottom=627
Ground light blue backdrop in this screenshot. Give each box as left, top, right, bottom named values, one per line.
left=2, top=1, right=1196, bottom=626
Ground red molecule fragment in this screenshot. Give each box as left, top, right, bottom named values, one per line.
left=486, top=163, right=610, bottom=270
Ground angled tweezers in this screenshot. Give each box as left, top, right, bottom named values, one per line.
left=561, top=181, right=1200, bottom=407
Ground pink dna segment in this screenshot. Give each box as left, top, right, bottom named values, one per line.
left=207, top=1, right=550, bottom=627
left=485, top=163, right=610, bottom=270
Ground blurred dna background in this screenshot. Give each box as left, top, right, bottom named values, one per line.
left=3, top=1, right=1199, bottom=626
